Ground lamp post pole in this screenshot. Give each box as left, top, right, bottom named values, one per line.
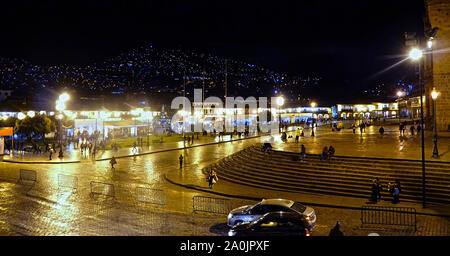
left=432, top=89, right=439, bottom=158
left=418, top=55, right=426, bottom=208
left=59, top=115, right=63, bottom=158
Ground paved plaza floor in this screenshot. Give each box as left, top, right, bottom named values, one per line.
left=0, top=125, right=449, bottom=236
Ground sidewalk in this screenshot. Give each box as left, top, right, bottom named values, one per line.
left=1, top=133, right=266, bottom=164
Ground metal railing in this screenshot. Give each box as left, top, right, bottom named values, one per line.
left=90, top=181, right=115, bottom=198
left=19, top=169, right=37, bottom=184
left=135, top=187, right=166, bottom=205
left=57, top=174, right=78, bottom=190
left=361, top=206, right=417, bottom=231
left=193, top=196, right=232, bottom=215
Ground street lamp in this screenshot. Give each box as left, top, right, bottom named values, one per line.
left=311, top=102, right=317, bottom=136
left=431, top=88, right=439, bottom=158
left=409, top=47, right=426, bottom=208
left=277, top=96, right=284, bottom=133
left=56, top=93, right=70, bottom=158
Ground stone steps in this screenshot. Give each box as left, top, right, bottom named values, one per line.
left=236, top=149, right=450, bottom=184
left=226, top=154, right=450, bottom=190
left=205, top=145, right=450, bottom=204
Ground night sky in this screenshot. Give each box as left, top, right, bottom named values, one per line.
left=0, top=0, right=425, bottom=101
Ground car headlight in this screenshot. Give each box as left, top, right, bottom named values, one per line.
left=228, top=230, right=236, bottom=236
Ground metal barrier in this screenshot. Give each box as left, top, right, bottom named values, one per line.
left=135, top=187, right=166, bottom=205
left=361, top=206, right=417, bottom=231
left=90, top=181, right=115, bottom=198
left=193, top=196, right=232, bottom=215
left=58, top=174, right=78, bottom=190
left=19, top=169, right=37, bottom=184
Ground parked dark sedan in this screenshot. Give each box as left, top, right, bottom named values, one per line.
left=228, top=212, right=311, bottom=237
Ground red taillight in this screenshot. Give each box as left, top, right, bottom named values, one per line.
left=305, top=228, right=311, bottom=236
left=305, top=216, right=312, bottom=221
left=306, top=232, right=311, bottom=236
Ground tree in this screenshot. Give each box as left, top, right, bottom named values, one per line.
left=15, top=114, right=55, bottom=144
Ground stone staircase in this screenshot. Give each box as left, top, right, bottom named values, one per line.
left=204, top=145, right=450, bottom=205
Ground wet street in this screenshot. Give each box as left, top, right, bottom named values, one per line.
left=0, top=126, right=449, bottom=236
left=0, top=137, right=262, bottom=236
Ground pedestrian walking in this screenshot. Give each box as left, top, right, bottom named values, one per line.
left=379, top=126, right=384, bottom=135
left=295, top=128, right=300, bottom=143
left=179, top=154, right=183, bottom=168
left=399, top=123, right=403, bottom=136
left=49, top=149, right=53, bottom=160
left=329, top=221, right=344, bottom=236
left=417, top=124, right=421, bottom=134
left=410, top=125, right=415, bottom=136
left=110, top=156, right=117, bottom=169
left=352, top=124, right=356, bottom=134
left=207, top=170, right=218, bottom=189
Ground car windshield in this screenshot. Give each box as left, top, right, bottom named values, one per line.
left=290, top=202, right=306, bottom=213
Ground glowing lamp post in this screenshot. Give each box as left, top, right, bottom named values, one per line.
left=431, top=88, right=439, bottom=158
left=409, top=48, right=426, bottom=208
left=56, top=93, right=70, bottom=158
left=277, top=96, right=284, bottom=133
left=311, top=102, right=317, bottom=136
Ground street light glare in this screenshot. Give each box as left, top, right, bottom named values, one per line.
left=59, top=93, right=70, bottom=102
left=277, top=96, right=284, bottom=106
left=427, top=40, right=433, bottom=49
left=397, top=91, right=403, bottom=97
left=431, top=88, right=438, bottom=100
left=17, top=113, right=26, bottom=120
left=311, top=102, right=317, bottom=108
left=409, top=48, right=423, bottom=60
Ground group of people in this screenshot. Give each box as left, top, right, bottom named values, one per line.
left=371, top=178, right=401, bottom=204
left=183, top=134, right=196, bottom=145
left=320, top=145, right=335, bottom=160
left=399, top=121, right=422, bottom=136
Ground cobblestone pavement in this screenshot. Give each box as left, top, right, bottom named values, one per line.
left=0, top=127, right=449, bottom=236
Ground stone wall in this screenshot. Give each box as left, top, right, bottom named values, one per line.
left=425, top=0, right=450, bottom=131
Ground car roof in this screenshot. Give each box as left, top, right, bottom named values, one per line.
left=261, top=198, right=294, bottom=207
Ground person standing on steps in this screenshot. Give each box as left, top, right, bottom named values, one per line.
left=375, top=178, right=383, bottom=201
left=179, top=154, right=183, bottom=168
left=300, top=144, right=306, bottom=161
left=208, top=170, right=218, bottom=189
left=371, top=179, right=379, bottom=203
